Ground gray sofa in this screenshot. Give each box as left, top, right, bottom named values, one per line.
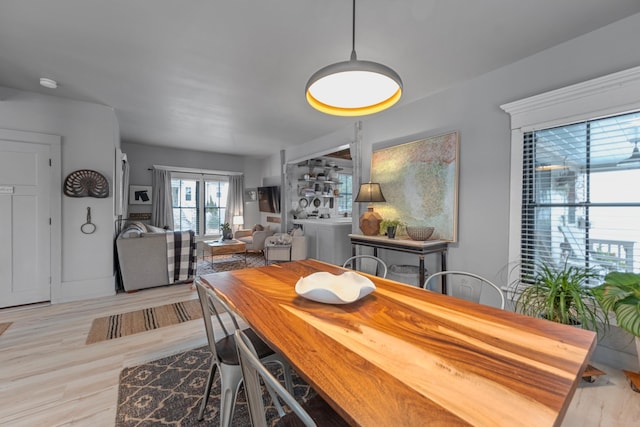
left=116, top=222, right=196, bottom=292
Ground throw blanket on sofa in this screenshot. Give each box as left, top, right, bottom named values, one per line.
left=166, top=231, right=196, bottom=283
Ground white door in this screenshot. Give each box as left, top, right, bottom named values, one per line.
left=0, top=140, right=51, bottom=307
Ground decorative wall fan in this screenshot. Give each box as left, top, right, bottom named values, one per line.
left=63, top=169, right=109, bottom=198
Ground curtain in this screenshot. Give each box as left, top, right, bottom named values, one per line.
left=151, top=168, right=174, bottom=229
left=226, top=175, right=244, bottom=225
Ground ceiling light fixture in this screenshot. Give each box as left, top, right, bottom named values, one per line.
left=618, top=138, right=640, bottom=166
left=305, top=0, right=402, bottom=116
left=39, top=78, right=58, bottom=89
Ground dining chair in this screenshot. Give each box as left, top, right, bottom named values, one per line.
left=342, top=255, right=388, bottom=278
left=194, top=279, right=293, bottom=426
left=423, top=271, right=506, bottom=309
left=235, top=329, right=349, bottom=427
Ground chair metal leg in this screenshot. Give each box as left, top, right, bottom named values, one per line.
left=218, top=364, right=244, bottom=427
left=198, top=360, right=218, bottom=421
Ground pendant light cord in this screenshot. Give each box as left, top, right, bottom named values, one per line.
left=350, top=0, right=357, bottom=61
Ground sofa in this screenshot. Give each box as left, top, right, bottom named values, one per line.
left=234, top=224, right=274, bottom=253
left=116, top=222, right=196, bottom=292
left=264, top=229, right=308, bottom=264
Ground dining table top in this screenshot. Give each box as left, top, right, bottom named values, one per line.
left=200, top=259, right=596, bottom=427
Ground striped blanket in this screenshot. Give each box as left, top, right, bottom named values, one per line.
left=166, top=230, right=196, bottom=283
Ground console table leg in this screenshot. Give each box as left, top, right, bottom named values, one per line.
left=441, top=250, right=448, bottom=294
left=418, top=256, right=425, bottom=288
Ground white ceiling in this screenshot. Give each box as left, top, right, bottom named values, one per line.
left=1, top=0, right=639, bottom=157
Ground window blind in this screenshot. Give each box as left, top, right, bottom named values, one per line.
left=521, top=110, right=640, bottom=285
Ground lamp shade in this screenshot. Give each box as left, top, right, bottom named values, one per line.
left=354, top=182, right=386, bottom=203
left=232, top=215, right=244, bottom=226
left=305, top=0, right=402, bottom=117
left=354, top=183, right=385, bottom=236
left=618, top=140, right=640, bottom=166
left=306, top=59, right=402, bottom=117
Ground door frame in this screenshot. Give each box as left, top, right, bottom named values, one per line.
left=0, top=128, right=61, bottom=304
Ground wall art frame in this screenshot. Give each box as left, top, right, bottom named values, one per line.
left=371, top=131, right=459, bottom=242
left=245, top=188, right=257, bottom=202
left=129, top=185, right=152, bottom=205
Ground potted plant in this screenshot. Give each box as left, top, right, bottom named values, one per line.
left=221, top=222, right=233, bottom=240
left=592, top=272, right=640, bottom=369
left=514, top=262, right=609, bottom=335
left=380, top=218, right=403, bottom=239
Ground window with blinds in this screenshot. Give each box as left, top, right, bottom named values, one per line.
left=171, top=173, right=229, bottom=237
left=521, top=110, right=640, bottom=285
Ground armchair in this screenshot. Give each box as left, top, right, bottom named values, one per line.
left=234, top=225, right=274, bottom=253
left=264, top=233, right=308, bottom=265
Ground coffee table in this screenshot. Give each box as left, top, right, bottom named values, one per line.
left=203, top=239, right=247, bottom=267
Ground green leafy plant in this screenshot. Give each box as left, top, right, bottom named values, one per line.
left=592, top=271, right=640, bottom=337
left=220, top=222, right=231, bottom=231
left=380, top=218, right=403, bottom=233
left=514, top=262, right=608, bottom=335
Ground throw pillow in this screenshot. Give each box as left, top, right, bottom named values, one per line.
left=252, top=224, right=264, bottom=233
left=145, top=224, right=167, bottom=233
left=120, top=222, right=146, bottom=238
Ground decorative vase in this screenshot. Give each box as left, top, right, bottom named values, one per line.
left=387, top=226, right=396, bottom=239
left=223, top=230, right=233, bottom=240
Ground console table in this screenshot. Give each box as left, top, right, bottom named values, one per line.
left=349, top=234, right=449, bottom=292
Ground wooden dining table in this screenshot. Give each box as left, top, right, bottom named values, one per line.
left=200, top=259, right=596, bottom=427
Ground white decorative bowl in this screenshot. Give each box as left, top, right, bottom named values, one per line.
left=295, top=271, right=376, bottom=304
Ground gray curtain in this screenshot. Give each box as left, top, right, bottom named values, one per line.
left=226, top=175, right=244, bottom=225
left=151, top=168, right=174, bottom=229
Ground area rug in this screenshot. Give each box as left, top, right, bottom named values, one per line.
left=0, top=322, right=12, bottom=337
left=116, top=346, right=314, bottom=426
left=86, top=300, right=203, bottom=344
left=196, top=252, right=266, bottom=276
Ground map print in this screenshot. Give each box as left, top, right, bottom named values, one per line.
left=371, top=131, right=458, bottom=241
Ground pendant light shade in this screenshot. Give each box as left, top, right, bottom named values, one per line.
left=305, top=0, right=402, bottom=116
left=618, top=139, right=640, bottom=166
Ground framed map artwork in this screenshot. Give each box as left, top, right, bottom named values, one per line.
left=371, top=131, right=459, bottom=242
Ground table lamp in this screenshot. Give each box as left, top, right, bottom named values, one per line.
left=354, top=182, right=386, bottom=236
left=232, top=215, right=244, bottom=231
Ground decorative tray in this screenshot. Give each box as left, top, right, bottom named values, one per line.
left=295, top=271, right=375, bottom=304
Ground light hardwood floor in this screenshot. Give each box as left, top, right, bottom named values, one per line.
left=0, top=282, right=638, bottom=426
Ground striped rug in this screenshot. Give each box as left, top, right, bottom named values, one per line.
left=86, top=299, right=204, bottom=344
left=0, top=322, right=12, bottom=337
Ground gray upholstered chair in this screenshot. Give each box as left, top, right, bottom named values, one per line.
left=234, top=225, right=274, bottom=253
left=264, top=233, right=308, bottom=265
left=342, top=255, right=388, bottom=278
left=235, top=329, right=349, bottom=427
left=423, top=271, right=506, bottom=309
left=194, top=280, right=293, bottom=426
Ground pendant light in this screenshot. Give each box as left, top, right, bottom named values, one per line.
left=618, top=139, right=640, bottom=166
left=305, top=0, right=402, bottom=116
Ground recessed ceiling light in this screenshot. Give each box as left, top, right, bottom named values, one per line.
left=39, top=78, right=58, bottom=89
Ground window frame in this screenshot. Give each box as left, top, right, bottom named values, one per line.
left=171, top=172, right=229, bottom=238
left=501, top=65, right=640, bottom=283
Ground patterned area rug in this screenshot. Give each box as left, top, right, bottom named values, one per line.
left=86, top=300, right=203, bottom=344
left=196, top=252, right=266, bottom=276
left=0, top=322, right=11, bottom=337
left=116, top=346, right=314, bottom=426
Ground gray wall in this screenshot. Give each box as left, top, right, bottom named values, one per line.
left=277, top=12, right=640, bottom=368
left=282, top=12, right=640, bottom=286
left=0, top=87, right=119, bottom=302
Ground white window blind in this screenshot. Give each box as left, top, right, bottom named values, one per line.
left=521, top=110, right=640, bottom=284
